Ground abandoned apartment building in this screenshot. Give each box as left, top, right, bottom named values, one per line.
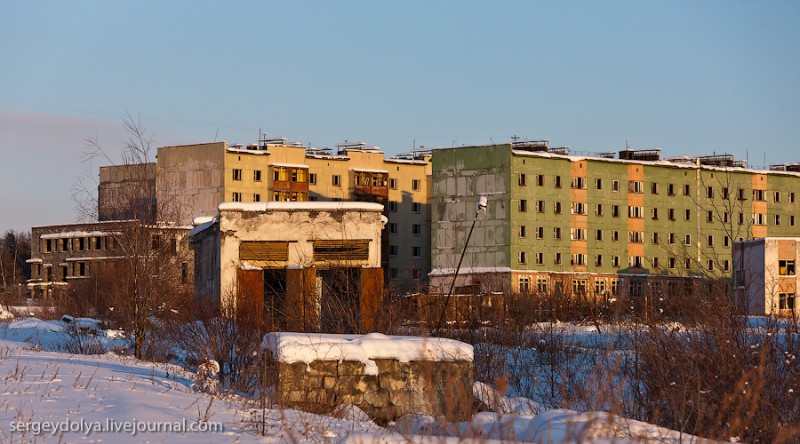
left=189, top=201, right=386, bottom=332
left=27, top=220, right=193, bottom=299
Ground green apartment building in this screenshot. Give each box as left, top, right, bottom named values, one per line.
left=430, top=141, right=800, bottom=297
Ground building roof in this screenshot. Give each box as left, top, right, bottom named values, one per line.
left=218, top=201, right=385, bottom=212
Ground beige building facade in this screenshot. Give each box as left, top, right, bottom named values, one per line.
left=156, top=139, right=431, bottom=289
left=734, top=237, right=799, bottom=316
left=190, top=202, right=386, bottom=332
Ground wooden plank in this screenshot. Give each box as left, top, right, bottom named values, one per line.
left=239, top=241, right=289, bottom=261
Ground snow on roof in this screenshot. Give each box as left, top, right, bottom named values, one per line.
left=350, top=168, right=389, bottom=174
left=226, top=147, right=270, bottom=155
left=219, top=201, right=385, bottom=212
left=188, top=217, right=218, bottom=238
left=384, top=158, right=428, bottom=165
left=26, top=258, right=43, bottom=263
left=262, top=332, right=473, bottom=375
left=40, top=231, right=121, bottom=239
left=429, top=267, right=513, bottom=277
left=192, top=216, right=215, bottom=226
left=269, top=163, right=310, bottom=169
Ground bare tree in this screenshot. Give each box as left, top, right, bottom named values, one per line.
left=72, top=114, right=191, bottom=359
left=0, top=230, right=31, bottom=304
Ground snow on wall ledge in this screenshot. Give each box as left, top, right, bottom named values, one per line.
left=219, top=201, right=385, bottom=212
left=262, top=332, right=474, bottom=375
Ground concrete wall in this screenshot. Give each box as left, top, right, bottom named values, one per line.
left=156, top=142, right=226, bottom=225
left=275, top=358, right=473, bottom=423
left=98, top=163, right=156, bottom=222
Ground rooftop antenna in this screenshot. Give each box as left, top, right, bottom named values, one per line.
left=626, top=140, right=630, bottom=150
left=511, top=134, right=520, bottom=142
left=214, top=129, right=219, bottom=142
left=413, top=138, right=416, bottom=150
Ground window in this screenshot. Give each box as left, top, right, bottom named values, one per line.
left=775, top=214, right=782, bottom=226
left=45, top=239, right=52, bottom=253
left=684, top=234, right=692, bottom=245
left=389, top=268, right=399, bottom=279
left=652, top=257, right=659, bottom=269
left=389, top=178, right=397, bottom=189
left=791, top=192, right=796, bottom=203
left=554, top=227, right=562, bottom=239
left=537, top=200, right=545, bottom=213
left=389, top=223, right=397, bottom=234
left=612, top=230, right=620, bottom=242
left=537, top=277, right=548, bottom=292
left=596, top=204, right=604, bottom=216
left=668, top=257, right=676, bottom=269
left=595, top=178, right=603, bottom=190
left=254, top=170, right=262, bottom=182
left=389, top=201, right=398, bottom=212
left=412, top=246, right=421, bottom=258
left=571, top=202, right=586, bottom=215
left=724, top=236, right=730, bottom=247
left=669, top=233, right=676, bottom=244
left=629, top=280, right=644, bottom=296
left=724, top=212, right=729, bottom=223
left=309, top=173, right=317, bottom=185
left=611, top=278, right=621, bottom=294
left=652, top=232, right=660, bottom=244
left=412, top=202, right=422, bottom=213
left=232, top=192, right=242, bottom=202
left=628, top=206, right=644, bottom=218
left=612, top=180, right=620, bottom=192
left=628, top=231, right=644, bottom=243
left=536, top=174, right=544, bottom=186
left=554, top=202, right=562, bottom=214
left=651, top=208, right=659, bottom=220
left=77, top=262, right=87, bottom=277
left=651, top=182, right=658, bottom=194
left=596, top=229, right=603, bottom=241
left=554, top=176, right=562, bottom=188
left=332, top=175, right=341, bottom=186
left=612, top=256, right=620, bottom=267
left=570, top=228, right=586, bottom=240
left=753, top=213, right=766, bottom=225
left=668, top=208, right=676, bottom=220
left=685, top=209, right=691, bottom=221
left=554, top=253, right=562, bottom=265
left=412, top=179, right=421, bottom=191
left=519, top=277, right=530, bottom=293
left=629, top=181, right=643, bottom=193
left=706, top=211, right=713, bottom=223
left=779, top=260, right=796, bottom=276
left=724, top=260, right=730, bottom=271
left=706, top=186, right=714, bottom=198
left=253, top=193, right=261, bottom=202
left=535, top=252, right=544, bottom=265
left=668, top=183, right=675, bottom=195
left=78, top=237, right=85, bottom=251
left=595, top=278, right=606, bottom=294
left=738, top=188, right=747, bottom=200
left=519, top=226, right=527, bottom=238
left=572, top=278, right=587, bottom=294
left=707, top=260, right=714, bottom=271
left=738, top=212, right=745, bottom=225
left=683, top=184, right=691, bottom=196
left=389, top=245, right=398, bottom=256
left=233, top=169, right=243, bottom=181
left=707, top=235, right=714, bottom=246
left=779, top=293, right=795, bottom=310
left=571, top=254, right=586, bottom=266
left=792, top=215, right=796, bottom=227
left=571, top=177, right=586, bottom=189
left=753, top=189, right=765, bottom=201
left=518, top=251, right=527, bottom=264
left=612, top=205, right=620, bottom=217
left=775, top=191, right=781, bottom=203
left=519, top=199, right=528, bottom=212
left=518, top=173, right=527, bottom=186
left=412, top=224, right=422, bottom=236
left=151, top=235, right=161, bottom=250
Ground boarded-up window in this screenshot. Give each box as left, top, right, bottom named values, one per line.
left=239, top=241, right=289, bottom=261
left=313, top=240, right=370, bottom=261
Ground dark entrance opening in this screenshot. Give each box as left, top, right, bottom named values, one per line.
left=318, top=268, right=360, bottom=333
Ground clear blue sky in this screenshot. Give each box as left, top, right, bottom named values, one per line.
left=2, top=1, right=799, bottom=233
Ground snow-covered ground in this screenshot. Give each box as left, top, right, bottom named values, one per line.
left=0, top=316, right=713, bottom=443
